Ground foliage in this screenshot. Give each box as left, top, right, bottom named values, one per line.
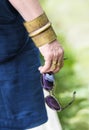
left=40, top=0, right=89, bottom=130
left=55, top=35, right=89, bottom=130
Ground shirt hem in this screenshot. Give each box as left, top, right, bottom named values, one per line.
left=0, top=111, right=48, bottom=129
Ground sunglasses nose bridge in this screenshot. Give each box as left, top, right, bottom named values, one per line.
left=49, top=89, right=54, bottom=95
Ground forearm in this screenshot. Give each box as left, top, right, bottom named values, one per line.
left=8, top=0, right=64, bottom=74
left=8, top=0, right=43, bottom=21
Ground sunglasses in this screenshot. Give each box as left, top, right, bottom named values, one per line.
left=41, top=72, right=76, bottom=112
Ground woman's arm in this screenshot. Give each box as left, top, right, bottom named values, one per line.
left=8, top=0, right=43, bottom=21
left=8, top=0, right=64, bottom=74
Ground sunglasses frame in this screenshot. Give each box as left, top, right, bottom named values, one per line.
left=41, top=73, right=76, bottom=112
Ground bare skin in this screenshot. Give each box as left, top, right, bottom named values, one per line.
left=8, top=0, right=64, bottom=74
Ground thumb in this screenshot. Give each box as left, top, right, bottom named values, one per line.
left=38, top=60, right=51, bottom=73
left=38, top=66, right=43, bottom=71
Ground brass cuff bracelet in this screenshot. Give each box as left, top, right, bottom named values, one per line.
left=29, top=22, right=51, bottom=37
left=24, top=12, right=49, bottom=33
left=23, top=12, right=57, bottom=47
left=30, top=26, right=57, bottom=47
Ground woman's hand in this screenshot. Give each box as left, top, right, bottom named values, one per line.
left=38, top=40, right=64, bottom=74
left=8, top=1, right=64, bottom=74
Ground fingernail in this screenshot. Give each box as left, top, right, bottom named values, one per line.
left=38, top=66, right=43, bottom=71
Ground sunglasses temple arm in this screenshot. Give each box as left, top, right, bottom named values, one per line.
left=61, top=91, right=76, bottom=111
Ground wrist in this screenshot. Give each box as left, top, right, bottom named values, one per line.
left=23, top=12, right=57, bottom=47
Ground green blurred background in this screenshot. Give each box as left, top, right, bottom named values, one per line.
left=40, top=0, right=89, bottom=130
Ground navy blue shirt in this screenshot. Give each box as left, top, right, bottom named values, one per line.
left=0, top=0, right=48, bottom=129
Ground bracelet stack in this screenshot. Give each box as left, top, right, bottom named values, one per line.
left=23, top=12, right=57, bottom=47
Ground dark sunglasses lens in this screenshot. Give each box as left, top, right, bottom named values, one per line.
left=45, top=95, right=61, bottom=111
left=41, top=74, right=54, bottom=91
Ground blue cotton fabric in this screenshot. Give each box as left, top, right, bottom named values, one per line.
left=0, top=0, right=48, bottom=129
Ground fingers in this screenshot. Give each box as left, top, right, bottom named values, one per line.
left=50, top=48, right=64, bottom=73
left=53, top=59, right=64, bottom=73
left=38, top=60, right=52, bottom=73
left=39, top=53, right=64, bottom=74
left=38, top=41, right=64, bottom=74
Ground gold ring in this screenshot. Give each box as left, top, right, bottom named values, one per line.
left=51, top=64, right=56, bottom=70
left=57, top=62, right=61, bottom=66
left=51, top=61, right=57, bottom=70
left=52, top=60, right=57, bottom=65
